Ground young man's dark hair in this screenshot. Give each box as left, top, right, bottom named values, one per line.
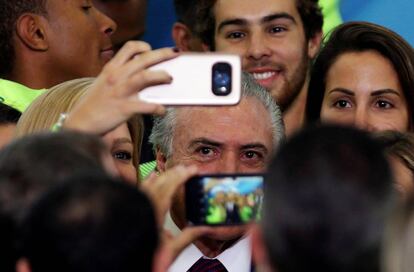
left=174, top=0, right=198, bottom=32
left=19, top=172, right=158, bottom=272
left=0, top=131, right=109, bottom=222
left=171, top=0, right=205, bottom=51
left=194, top=0, right=323, bottom=50
left=0, top=131, right=109, bottom=272
left=0, top=0, right=46, bottom=77
left=261, top=125, right=395, bottom=272
left=0, top=103, right=21, bottom=124
left=0, top=103, right=21, bottom=271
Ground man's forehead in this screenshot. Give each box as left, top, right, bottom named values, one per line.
left=173, top=98, right=273, bottom=142
left=175, top=97, right=267, bottom=122
left=46, top=0, right=77, bottom=8
left=174, top=105, right=238, bottom=131
left=47, top=0, right=89, bottom=6
left=175, top=104, right=232, bottom=118
left=213, top=0, right=299, bottom=22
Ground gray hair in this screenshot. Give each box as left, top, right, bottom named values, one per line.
left=149, top=72, right=285, bottom=158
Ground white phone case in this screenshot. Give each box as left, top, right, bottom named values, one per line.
left=138, top=53, right=241, bottom=105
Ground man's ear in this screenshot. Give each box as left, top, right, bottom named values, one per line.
left=16, top=258, right=31, bottom=272
left=307, top=30, right=323, bottom=59
left=155, top=147, right=167, bottom=173
left=15, top=13, right=49, bottom=51
left=172, top=22, right=193, bottom=51
left=251, top=224, right=273, bottom=272
left=172, top=22, right=209, bottom=52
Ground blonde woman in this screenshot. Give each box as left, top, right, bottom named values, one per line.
left=16, top=77, right=143, bottom=185
left=16, top=41, right=177, bottom=184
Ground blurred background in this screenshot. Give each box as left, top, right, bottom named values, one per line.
left=142, top=0, right=414, bottom=48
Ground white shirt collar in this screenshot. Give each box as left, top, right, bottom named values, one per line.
left=167, top=232, right=252, bottom=272
left=168, top=237, right=251, bottom=272
left=216, top=235, right=252, bottom=272
left=165, top=212, right=252, bottom=272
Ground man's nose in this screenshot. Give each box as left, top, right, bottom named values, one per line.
left=97, top=9, right=117, bottom=37
left=247, top=32, right=271, bottom=61
left=219, top=152, right=240, bottom=173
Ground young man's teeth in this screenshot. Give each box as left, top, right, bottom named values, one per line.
left=252, top=71, right=275, bottom=80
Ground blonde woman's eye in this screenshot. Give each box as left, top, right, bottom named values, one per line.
left=113, top=151, right=132, bottom=161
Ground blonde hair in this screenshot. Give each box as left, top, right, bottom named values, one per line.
left=16, top=78, right=144, bottom=181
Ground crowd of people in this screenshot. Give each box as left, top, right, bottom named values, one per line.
left=1, top=0, right=414, bottom=272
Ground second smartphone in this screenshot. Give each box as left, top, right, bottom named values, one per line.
left=185, top=174, right=264, bottom=226
left=138, top=53, right=241, bottom=106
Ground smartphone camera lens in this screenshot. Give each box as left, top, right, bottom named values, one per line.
left=212, top=62, right=232, bottom=96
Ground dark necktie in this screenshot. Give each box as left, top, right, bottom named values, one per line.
left=188, top=257, right=228, bottom=272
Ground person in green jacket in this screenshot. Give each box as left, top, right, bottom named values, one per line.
left=0, top=0, right=117, bottom=111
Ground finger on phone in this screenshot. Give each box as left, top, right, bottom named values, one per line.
left=162, top=165, right=198, bottom=196
left=126, top=100, right=166, bottom=116
left=122, top=70, right=173, bottom=96
left=110, top=47, right=178, bottom=83
left=133, top=47, right=180, bottom=70
left=108, top=41, right=152, bottom=67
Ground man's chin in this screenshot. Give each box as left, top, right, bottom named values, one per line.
left=269, top=85, right=299, bottom=112
left=204, top=225, right=248, bottom=241
left=254, top=78, right=290, bottom=109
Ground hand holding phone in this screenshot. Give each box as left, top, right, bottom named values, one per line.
left=185, top=174, right=264, bottom=226
left=63, top=42, right=175, bottom=134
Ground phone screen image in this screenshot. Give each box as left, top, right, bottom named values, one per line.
left=185, top=175, right=264, bottom=226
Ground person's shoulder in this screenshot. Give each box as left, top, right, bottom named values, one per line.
left=0, top=79, right=46, bottom=112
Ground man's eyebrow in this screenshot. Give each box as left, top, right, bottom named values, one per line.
left=241, top=143, right=269, bottom=153
left=217, top=19, right=248, bottom=33
left=261, top=12, right=296, bottom=24
left=217, top=12, right=297, bottom=33
left=188, top=138, right=222, bottom=149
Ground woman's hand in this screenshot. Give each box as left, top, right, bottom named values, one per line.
left=141, top=165, right=214, bottom=272
left=64, top=41, right=178, bottom=134
left=141, top=165, right=197, bottom=225
left=153, top=227, right=212, bottom=272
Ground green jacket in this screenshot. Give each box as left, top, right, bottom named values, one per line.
left=0, top=79, right=46, bottom=112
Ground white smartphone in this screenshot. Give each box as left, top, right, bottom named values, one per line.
left=138, top=53, right=241, bottom=105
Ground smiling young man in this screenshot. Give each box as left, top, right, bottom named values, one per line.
left=0, top=0, right=116, bottom=111
left=195, top=0, right=323, bottom=135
